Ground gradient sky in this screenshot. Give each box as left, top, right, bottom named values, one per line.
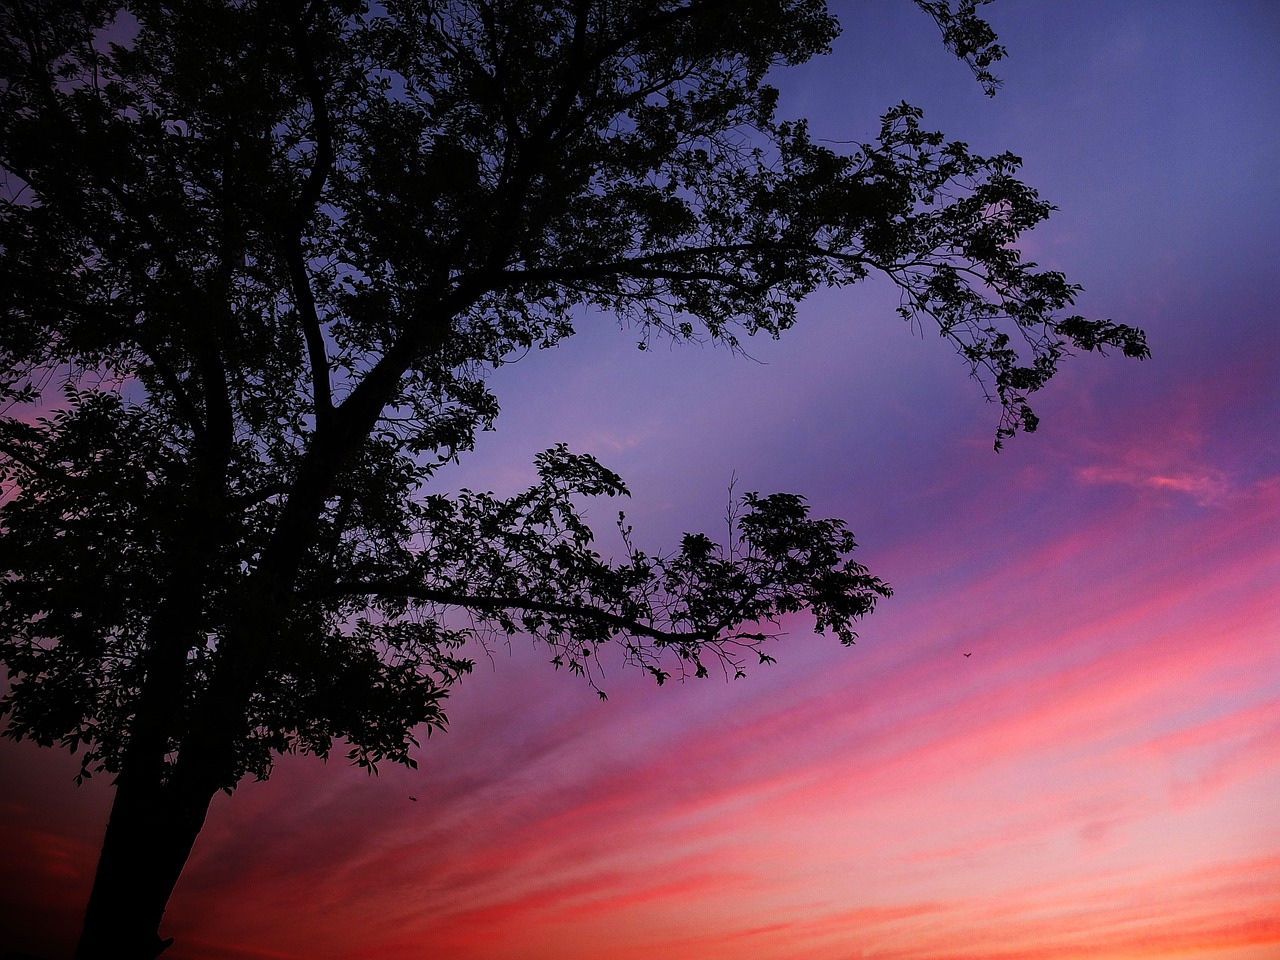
left=3, top=1, right=1278, bottom=958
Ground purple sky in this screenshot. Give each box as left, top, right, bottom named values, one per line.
left=3, top=2, right=1278, bottom=958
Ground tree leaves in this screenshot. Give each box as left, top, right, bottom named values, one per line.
left=312, top=459, right=890, bottom=697
left=0, top=1, right=1144, bottom=788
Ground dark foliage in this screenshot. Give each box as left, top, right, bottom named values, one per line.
left=0, top=1, right=1145, bottom=955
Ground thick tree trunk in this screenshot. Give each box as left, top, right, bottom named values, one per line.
left=71, top=323, right=438, bottom=956
left=75, top=768, right=217, bottom=960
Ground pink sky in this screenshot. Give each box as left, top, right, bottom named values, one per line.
left=2, top=2, right=1278, bottom=958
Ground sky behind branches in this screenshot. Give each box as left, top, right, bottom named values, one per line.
left=3, top=1, right=1278, bottom=958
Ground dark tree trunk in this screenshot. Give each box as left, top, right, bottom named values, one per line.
left=71, top=333, right=434, bottom=957
left=76, top=768, right=218, bottom=960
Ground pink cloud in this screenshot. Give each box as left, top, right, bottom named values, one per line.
left=1075, top=463, right=1233, bottom=504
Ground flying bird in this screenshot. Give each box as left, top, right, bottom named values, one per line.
left=963, top=652, right=972, bottom=658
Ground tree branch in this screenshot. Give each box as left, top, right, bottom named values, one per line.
left=491, top=240, right=871, bottom=292
left=0, top=434, right=65, bottom=485
left=287, top=1, right=335, bottom=220
left=283, top=1, right=336, bottom=428
left=306, top=578, right=715, bottom=646
left=282, top=234, right=334, bottom=427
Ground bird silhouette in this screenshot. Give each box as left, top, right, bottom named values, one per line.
left=963, top=652, right=972, bottom=658
left=409, top=796, right=418, bottom=802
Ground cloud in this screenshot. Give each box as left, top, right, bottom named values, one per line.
left=1075, top=463, right=1233, bottom=504
left=120, top=465, right=1277, bottom=960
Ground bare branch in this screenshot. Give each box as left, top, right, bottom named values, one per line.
left=282, top=1, right=336, bottom=427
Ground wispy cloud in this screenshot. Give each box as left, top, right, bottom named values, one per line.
left=1075, top=463, right=1233, bottom=504
left=135, top=479, right=1280, bottom=960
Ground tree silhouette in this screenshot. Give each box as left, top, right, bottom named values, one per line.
left=0, top=1, right=1147, bottom=957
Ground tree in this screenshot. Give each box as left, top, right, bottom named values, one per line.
left=0, top=1, right=1148, bottom=956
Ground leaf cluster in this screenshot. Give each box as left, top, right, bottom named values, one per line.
left=0, top=0, right=1144, bottom=783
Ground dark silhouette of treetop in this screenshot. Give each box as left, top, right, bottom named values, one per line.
left=0, top=1, right=1147, bottom=957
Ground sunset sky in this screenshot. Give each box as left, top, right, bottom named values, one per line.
left=2, top=1, right=1278, bottom=958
